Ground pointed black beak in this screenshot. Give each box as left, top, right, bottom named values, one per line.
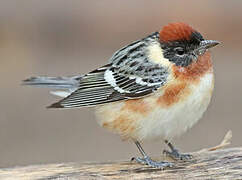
left=200, top=40, right=220, bottom=50
left=194, top=40, right=220, bottom=56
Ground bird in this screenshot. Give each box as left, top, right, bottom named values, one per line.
left=23, top=22, right=219, bottom=169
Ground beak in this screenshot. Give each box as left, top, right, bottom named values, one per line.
left=200, top=40, right=220, bottom=49
left=195, top=40, right=220, bottom=56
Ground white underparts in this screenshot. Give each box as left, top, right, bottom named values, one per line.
left=96, top=72, right=214, bottom=142
left=136, top=72, right=214, bottom=141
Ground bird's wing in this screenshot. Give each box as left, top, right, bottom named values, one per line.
left=49, top=34, right=169, bottom=108
left=49, top=64, right=168, bottom=108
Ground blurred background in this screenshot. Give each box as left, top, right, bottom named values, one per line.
left=0, top=0, right=241, bottom=168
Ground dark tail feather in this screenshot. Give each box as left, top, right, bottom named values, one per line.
left=22, top=76, right=82, bottom=89
left=47, top=101, right=64, bottom=108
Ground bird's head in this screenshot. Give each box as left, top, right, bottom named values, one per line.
left=158, top=22, right=219, bottom=67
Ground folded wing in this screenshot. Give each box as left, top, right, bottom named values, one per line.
left=49, top=62, right=168, bottom=108
left=49, top=35, right=169, bottom=108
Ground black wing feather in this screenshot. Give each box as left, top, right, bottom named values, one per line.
left=49, top=33, right=169, bottom=108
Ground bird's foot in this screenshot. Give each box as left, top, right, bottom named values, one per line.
left=131, top=156, right=173, bottom=169
left=163, top=149, right=192, bottom=161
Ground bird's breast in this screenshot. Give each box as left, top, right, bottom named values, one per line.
left=172, top=51, right=213, bottom=82
left=135, top=71, right=214, bottom=141
left=95, top=52, right=214, bottom=141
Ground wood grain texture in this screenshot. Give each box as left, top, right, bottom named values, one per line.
left=0, top=147, right=241, bottom=180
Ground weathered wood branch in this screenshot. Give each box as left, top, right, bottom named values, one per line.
left=0, top=131, right=242, bottom=180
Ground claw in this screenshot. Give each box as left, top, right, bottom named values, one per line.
left=163, top=149, right=193, bottom=161
left=132, top=156, right=173, bottom=169
left=164, top=140, right=193, bottom=161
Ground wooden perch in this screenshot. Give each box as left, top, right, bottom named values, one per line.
left=0, top=131, right=242, bottom=180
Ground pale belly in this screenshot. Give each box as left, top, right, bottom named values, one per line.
left=95, top=72, right=214, bottom=142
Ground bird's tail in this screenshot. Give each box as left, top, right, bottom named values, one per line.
left=22, top=76, right=82, bottom=98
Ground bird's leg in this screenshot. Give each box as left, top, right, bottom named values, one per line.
left=163, top=140, right=192, bottom=161
left=131, top=141, right=173, bottom=169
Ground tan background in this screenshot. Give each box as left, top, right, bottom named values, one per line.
left=0, top=0, right=242, bottom=168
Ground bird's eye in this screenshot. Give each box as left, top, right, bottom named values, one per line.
left=175, top=47, right=185, bottom=56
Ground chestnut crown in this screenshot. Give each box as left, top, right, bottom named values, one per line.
left=159, top=22, right=219, bottom=67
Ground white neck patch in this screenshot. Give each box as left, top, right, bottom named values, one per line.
left=147, top=42, right=172, bottom=68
